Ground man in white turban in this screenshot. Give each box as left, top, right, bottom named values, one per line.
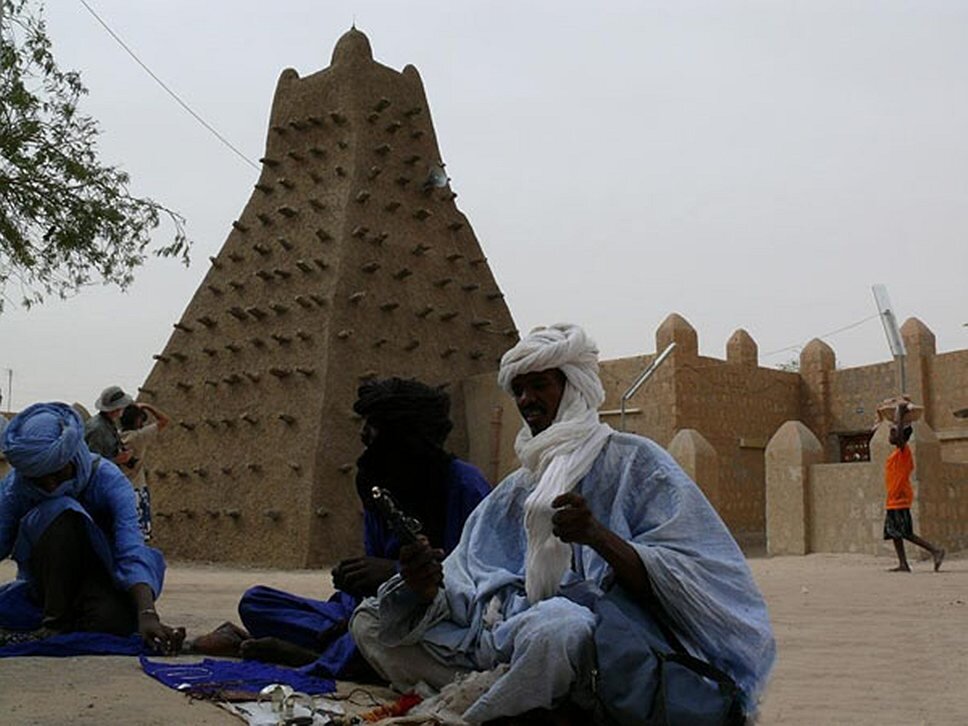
left=351, top=324, right=775, bottom=723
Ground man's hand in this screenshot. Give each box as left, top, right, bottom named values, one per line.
left=332, top=556, right=398, bottom=597
left=552, top=492, right=606, bottom=547
left=554, top=493, right=655, bottom=603
left=399, top=536, right=444, bottom=603
left=138, top=610, right=185, bottom=655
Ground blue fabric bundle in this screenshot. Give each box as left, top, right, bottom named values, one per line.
left=141, top=656, right=335, bottom=697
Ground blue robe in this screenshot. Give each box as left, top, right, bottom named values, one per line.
left=0, top=455, right=166, bottom=631
left=239, top=458, right=490, bottom=678
left=373, top=433, right=776, bottom=718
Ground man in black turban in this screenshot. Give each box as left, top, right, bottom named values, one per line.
left=189, top=378, right=491, bottom=678
left=348, top=377, right=456, bottom=573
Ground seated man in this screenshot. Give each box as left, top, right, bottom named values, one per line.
left=191, top=378, right=490, bottom=677
left=351, top=325, right=776, bottom=723
left=0, top=403, right=183, bottom=652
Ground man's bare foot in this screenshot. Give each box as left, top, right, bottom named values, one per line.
left=934, top=548, right=946, bottom=572
left=239, top=636, right=319, bottom=667
left=888, top=565, right=911, bottom=572
left=186, top=621, right=250, bottom=657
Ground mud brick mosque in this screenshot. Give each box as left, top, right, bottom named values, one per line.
left=137, top=30, right=968, bottom=567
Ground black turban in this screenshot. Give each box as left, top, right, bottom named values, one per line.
left=353, top=377, right=452, bottom=447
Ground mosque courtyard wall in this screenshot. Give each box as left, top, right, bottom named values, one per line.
left=766, top=420, right=968, bottom=556
left=929, top=350, right=968, bottom=461
left=462, top=313, right=968, bottom=557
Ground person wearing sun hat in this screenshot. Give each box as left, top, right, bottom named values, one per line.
left=83, top=385, right=134, bottom=466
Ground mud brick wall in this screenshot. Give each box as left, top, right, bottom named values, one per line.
left=929, top=350, right=968, bottom=461
left=670, top=327, right=800, bottom=543
left=768, top=419, right=968, bottom=556
left=806, top=461, right=885, bottom=555
left=676, top=358, right=801, bottom=542
left=911, top=424, right=968, bottom=553
left=461, top=372, right=521, bottom=485
left=826, top=362, right=896, bottom=436
left=803, top=422, right=968, bottom=555
left=933, top=461, right=968, bottom=551
left=140, top=30, right=516, bottom=568
left=819, top=320, right=968, bottom=464
left=768, top=422, right=891, bottom=556
left=461, top=312, right=968, bottom=555
left=599, top=353, right=674, bottom=444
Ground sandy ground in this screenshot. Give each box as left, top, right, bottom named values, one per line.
left=1, top=551, right=966, bottom=725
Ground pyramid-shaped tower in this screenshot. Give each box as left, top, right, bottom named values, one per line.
left=140, top=29, right=517, bottom=567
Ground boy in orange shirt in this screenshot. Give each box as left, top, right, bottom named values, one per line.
left=883, top=400, right=945, bottom=572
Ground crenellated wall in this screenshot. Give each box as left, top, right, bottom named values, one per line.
left=597, top=316, right=800, bottom=545
left=930, top=349, right=968, bottom=461
left=813, top=319, right=968, bottom=464
left=766, top=420, right=968, bottom=556
left=826, top=362, right=896, bottom=437
left=462, top=312, right=967, bottom=555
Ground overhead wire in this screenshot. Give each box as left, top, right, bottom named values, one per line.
left=77, top=0, right=260, bottom=171
left=761, top=313, right=881, bottom=358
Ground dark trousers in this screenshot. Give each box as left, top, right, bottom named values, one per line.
left=29, top=510, right=137, bottom=635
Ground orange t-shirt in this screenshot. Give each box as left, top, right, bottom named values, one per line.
left=884, top=445, right=914, bottom=510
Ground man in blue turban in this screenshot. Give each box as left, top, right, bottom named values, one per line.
left=0, top=403, right=182, bottom=651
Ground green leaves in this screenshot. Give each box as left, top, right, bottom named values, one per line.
left=0, top=0, right=191, bottom=312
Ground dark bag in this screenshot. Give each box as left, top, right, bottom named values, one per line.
left=593, top=584, right=744, bottom=726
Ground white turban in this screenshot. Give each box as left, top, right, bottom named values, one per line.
left=498, top=324, right=613, bottom=602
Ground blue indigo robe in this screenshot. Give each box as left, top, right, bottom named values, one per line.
left=239, top=458, right=490, bottom=678
left=0, top=456, right=166, bottom=631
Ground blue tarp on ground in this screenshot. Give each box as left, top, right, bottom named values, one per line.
left=0, top=631, right=143, bottom=657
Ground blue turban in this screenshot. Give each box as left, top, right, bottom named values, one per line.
left=2, top=403, right=92, bottom=492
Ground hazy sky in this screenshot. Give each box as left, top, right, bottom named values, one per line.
left=2, top=1, right=966, bottom=409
